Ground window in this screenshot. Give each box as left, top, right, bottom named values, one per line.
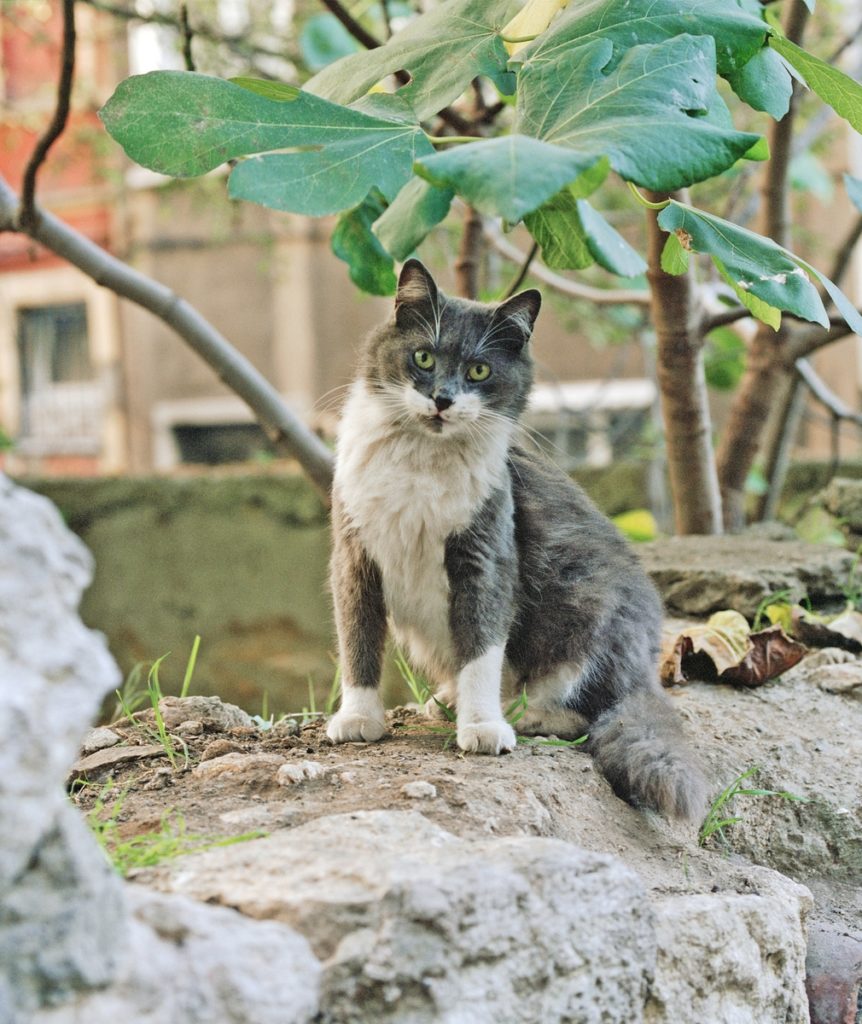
left=172, top=423, right=275, bottom=465
left=16, top=303, right=103, bottom=450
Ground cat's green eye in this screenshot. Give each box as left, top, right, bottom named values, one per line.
left=413, top=349, right=435, bottom=371
left=467, top=362, right=491, bottom=382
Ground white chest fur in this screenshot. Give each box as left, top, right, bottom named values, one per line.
left=334, top=382, right=510, bottom=679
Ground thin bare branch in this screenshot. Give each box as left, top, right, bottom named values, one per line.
left=380, top=0, right=393, bottom=40
left=179, top=2, right=195, bottom=72
left=317, top=0, right=474, bottom=135
left=827, top=212, right=862, bottom=288
left=702, top=306, right=752, bottom=332
left=796, top=357, right=862, bottom=428
left=828, top=15, right=862, bottom=64
left=0, top=175, right=334, bottom=497
left=484, top=221, right=651, bottom=306
left=791, top=320, right=856, bottom=360
left=80, top=0, right=290, bottom=63
left=499, top=242, right=538, bottom=300
left=319, top=0, right=382, bottom=51
left=17, top=0, right=76, bottom=232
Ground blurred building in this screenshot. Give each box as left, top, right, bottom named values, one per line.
left=0, top=0, right=859, bottom=482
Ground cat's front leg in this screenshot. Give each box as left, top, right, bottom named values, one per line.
left=326, top=508, right=388, bottom=744
left=455, top=645, right=516, bottom=754
left=445, top=490, right=517, bottom=755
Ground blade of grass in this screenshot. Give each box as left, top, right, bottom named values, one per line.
left=180, top=634, right=201, bottom=698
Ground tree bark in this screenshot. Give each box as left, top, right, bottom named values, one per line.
left=758, top=375, right=807, bottom=521
left=454, top=206, right=484, bottom=299
left=0, top=176, right=335, bottom=498
left=715, top=0, right=810, bottom=530
left=645, top=194, right=722, bottom=535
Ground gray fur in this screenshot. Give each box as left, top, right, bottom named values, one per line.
left=330, top=260, right=706, bottom=820
left=330, top=499, right=388, bottom=689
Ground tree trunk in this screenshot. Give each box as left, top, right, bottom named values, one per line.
left=757, top=374, right=807, bottom=521
left=454, top=205, right=483, bottom=299
left=716, top=323, right=789, bottom=530
left=645, top=195, right=722, bottom=535
left=715, top=0, right=810, bottom=530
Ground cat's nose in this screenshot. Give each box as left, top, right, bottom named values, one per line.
left=434, top=394, right=453, bottom=412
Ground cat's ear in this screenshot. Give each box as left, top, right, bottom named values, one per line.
left=490, top=289, right=542, bottom=349
left=395, top=260, right=439, bottom=329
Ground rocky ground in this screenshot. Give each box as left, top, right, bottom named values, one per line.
left=6, top=473, right=862, bottom=1024
left=68, top=645, right=862, bottom=1023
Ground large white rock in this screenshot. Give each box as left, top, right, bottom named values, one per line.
left=32, top=888, right=321, bottom=1024
left=0, top=478, right=321, bottom=1024
left=647, top=879, right=811, bottom=1023
left=0, top=477, right=125, bottom=1020
left=143, top=809, right=657, bottom=1024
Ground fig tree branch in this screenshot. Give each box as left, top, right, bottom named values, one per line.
left=79, top=0, right=291, bottom=66
left=796, top=357, right=862, bottom=428
left=17, top=0, right=76, bottom=231
left=318, top=0, right=474, bottom=135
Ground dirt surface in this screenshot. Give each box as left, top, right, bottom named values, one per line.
left=70, top=657, right=861, bottom=947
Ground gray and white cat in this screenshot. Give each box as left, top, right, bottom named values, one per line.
left=326, top=260, right=705, bottom=820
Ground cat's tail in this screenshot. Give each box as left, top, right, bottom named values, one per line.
left=587, top=687, right=707, bottom=821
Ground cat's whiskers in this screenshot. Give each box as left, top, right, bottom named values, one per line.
left=311, top=382, right=354, bottom=414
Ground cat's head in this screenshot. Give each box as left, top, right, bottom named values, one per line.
left=360, top=260, right=541, bottom=439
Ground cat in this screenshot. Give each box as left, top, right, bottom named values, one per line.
left=325, top=259, right=706, bottom=820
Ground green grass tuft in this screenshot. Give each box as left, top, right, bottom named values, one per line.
left=699, top=765, right=807, bottom=848
left=86, top=785, right=265, bottom=876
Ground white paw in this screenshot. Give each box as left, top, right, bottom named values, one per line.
left=424, top=695, right=456, bottom=721
left=326, top=711, right=387, bottom=744
left=457, top=720, right=517, bottom=755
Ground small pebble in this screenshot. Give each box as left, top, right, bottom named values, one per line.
left=276, top=760, right=327, bottom=786
left=401, top=780, right=437, bottom=800
left=176, top=719, right=204, bottom=737
left=200, top=738, right=241, bottom=762
left=143, top=767, right=173, bottom=791
left=80, top=727, right=121, bottom=755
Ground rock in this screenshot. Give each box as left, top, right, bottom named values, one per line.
left=0, top=477, right=125, bottom=1020
left=199, top=737, right=242, bottom=761
left=821, top=477, right=862, bottom=533
left=271, top=717, right=300, bottom=737
left=638, top=537, right=855, bottom=618
left=68, top=744, right=168, bottom=783
left=805, top=920, right=862, bottom=1024
left=80, top=727, right=122, bottom=754
left=809, top=662, right=862, bottom=694
left=175, top=719, right=204, bottom=737
left=192, top=752, right=286, bottom=783
left=142, top=810, right=656, bottom=1024
left=143, top=767, right=174, bottom=792
left=682, top=674, right=862, bottom=884
left=32, top=888, right=321, bottom=1024
left=400, top=780, right=437, bottom=800
left=277, top=761, right=327, bottom=786
left=646, top=876, right=811, bottom=1024
left=136, top=695, right=254, bottom=734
